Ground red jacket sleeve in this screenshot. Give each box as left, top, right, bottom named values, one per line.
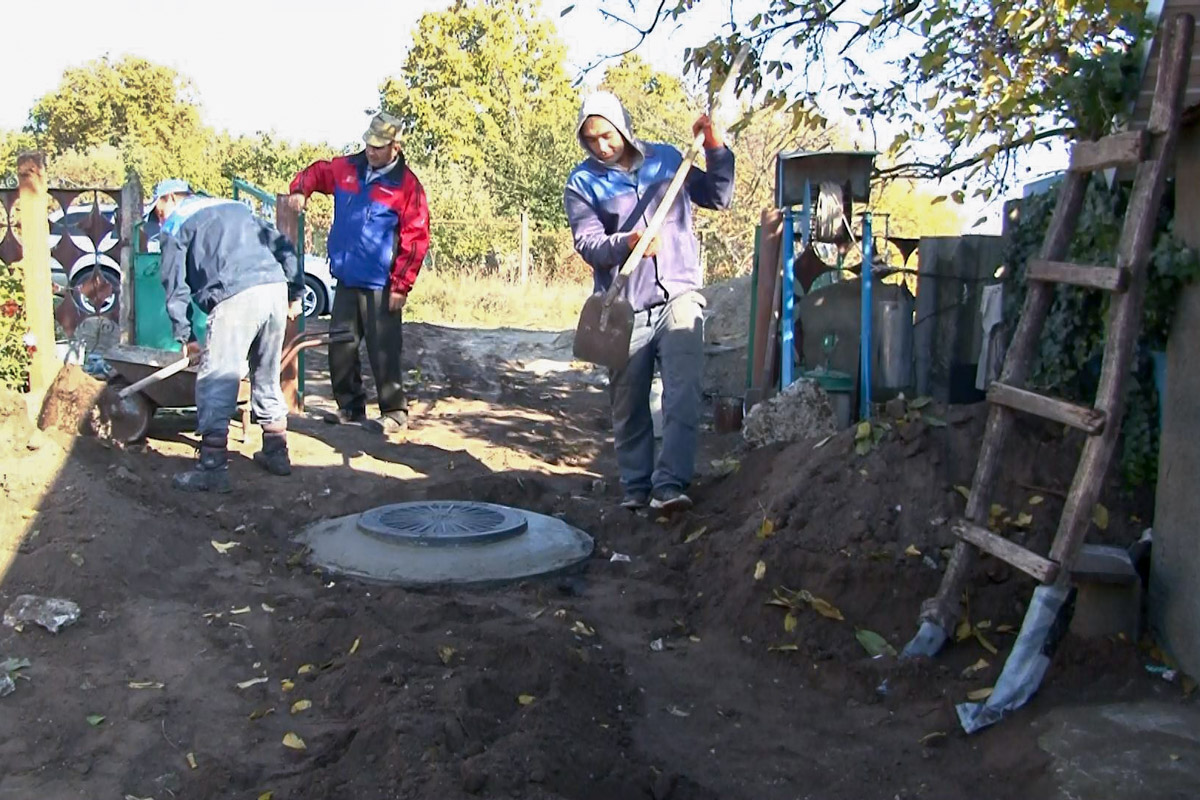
left=390, top=172, right=431, bottom=294
left=289, top=159, right=338, bottom=197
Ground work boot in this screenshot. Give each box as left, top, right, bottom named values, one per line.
left=253, top=430, right=292, bottom=476
left=172, top=443, right=232, bottom=493
left=620, top=490, right=649, bottom=510
left=365, top=410, right=408, bottom=435
left=650, top=486, right=693, bottom=514
left=323, top=408, right=368, bottom=425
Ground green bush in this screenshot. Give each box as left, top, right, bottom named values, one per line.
left=0, top=263, right=30, bottom=391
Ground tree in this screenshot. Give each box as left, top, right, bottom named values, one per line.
left=380, top=0, right=580, bottom=225
left=577, top=0, right=1147, bottom=198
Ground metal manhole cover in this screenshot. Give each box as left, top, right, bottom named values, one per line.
left=357, top=501, right=528, bottom=546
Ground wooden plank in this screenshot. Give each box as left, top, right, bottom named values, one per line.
left=952, top=520, right=1060, bottom=583
left=1051, top=14, right=1196, bottom=572
left=747, top=208, right=782, bottom=407
left=1069, top=131, right=1149, bottom=172
left=988, top=382, right=1106, bottom=434
left=118, top=173, right=141, bottom=345
left=1026, top=259, right=1129, bottom=292
left=274, top=196, right=304, bottom=414
left=16, top=152, right=59, bottom=408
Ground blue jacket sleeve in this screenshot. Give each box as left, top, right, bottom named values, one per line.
left=158, top=230, right=192, bottom=345
left=684, top=145, right=736, bottom=211
left=258, top=217, right=302, bottom=302
left=564, top=184, right=634, bottom=270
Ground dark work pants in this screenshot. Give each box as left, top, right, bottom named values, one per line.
left=329, top=286, right=405, bottom=416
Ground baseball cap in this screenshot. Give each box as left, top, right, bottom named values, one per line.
left=145, top=178, right=192, bottom=219
left=363, top=113, right=402, bottom=148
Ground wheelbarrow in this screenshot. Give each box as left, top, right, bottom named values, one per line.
left=94, top=327, right=352, bottom=443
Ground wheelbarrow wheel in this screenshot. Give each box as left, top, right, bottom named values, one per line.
left=94, top=378, right=157, bottom=443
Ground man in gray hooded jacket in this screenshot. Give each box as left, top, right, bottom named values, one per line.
left=564, top=92, right=735, bottom=513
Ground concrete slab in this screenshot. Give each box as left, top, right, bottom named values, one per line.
left=296, top=503, right=593, bottom=587
left=1035, top=702, right=1200, bottom=800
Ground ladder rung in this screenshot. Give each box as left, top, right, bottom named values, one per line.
left=1027, top=260, right=1129, bottom=292
left=952, top=520, right=1060, bottom=583
left=988, top=382, right=1106, bottom=435
left=1069, top=131, right=1149, bottom=173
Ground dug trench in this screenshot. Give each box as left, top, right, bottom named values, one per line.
left=0, top=324, right=1180, bottom=800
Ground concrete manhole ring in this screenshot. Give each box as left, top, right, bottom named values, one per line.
left=357, top=501, right=529, bottom=546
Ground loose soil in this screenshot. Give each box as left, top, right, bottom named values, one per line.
left=0, top=320, right=1183, bottom=800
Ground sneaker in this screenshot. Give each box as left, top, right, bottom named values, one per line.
left=365, top=411, right=408, bottom=435
left=650, top=486, right=693, bottom=514
left=620, top=490, right=649, bottom=510
left=323, top=408, right=367, bottom=425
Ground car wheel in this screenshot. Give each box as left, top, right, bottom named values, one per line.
left=70, top=267, right=121, bottom=316
left=303, top=275, right=328, bottom=318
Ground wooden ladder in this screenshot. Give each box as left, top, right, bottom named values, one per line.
left=917, top=14, right=1195, bottom=640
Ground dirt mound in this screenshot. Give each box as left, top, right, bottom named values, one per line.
left=678, top=401, right=1149, bottom=697
left=0, top=386, right=34, bottom=452
left=37, top=364, right=105, bottom=435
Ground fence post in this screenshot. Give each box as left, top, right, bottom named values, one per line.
left=119, top=172, right=142, bottom=345
left=519, top=209, right=530, bottom=285
left=17, top=153, right=57, bottom=405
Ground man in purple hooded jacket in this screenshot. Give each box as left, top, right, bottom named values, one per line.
left=564, top=92, right=735, bottom=513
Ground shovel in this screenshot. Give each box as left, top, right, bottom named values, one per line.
left=573, top=44, right=749, bottom=371
left=95, top=354, right=194, bottom=442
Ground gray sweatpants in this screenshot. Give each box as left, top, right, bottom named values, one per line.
left=609, top=290, right=705, bottom=494
left=195, top=282, right=288, bottom=442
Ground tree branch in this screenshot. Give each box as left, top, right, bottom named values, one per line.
left=876, top=125, right=1072, bottom=180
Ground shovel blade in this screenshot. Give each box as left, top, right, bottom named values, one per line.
left=573, top=293, right=634, bottom=371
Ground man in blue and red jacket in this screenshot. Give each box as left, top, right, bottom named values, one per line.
left=287, top=113, right=431, bottom=433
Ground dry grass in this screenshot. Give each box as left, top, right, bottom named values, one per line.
left=405, top=269, right=593, bottom=331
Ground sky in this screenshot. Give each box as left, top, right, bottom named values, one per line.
left=1, top=0, right=1067, bottom=231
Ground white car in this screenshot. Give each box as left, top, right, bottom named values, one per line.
left=50, top=202, right=336, bottom=319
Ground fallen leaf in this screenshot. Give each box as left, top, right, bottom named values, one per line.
left=1028, top=495, right=1045, bottom=506
left=291, top=699, right=312, bottom=714
left=989, top=504, right=1005, bottom=519
left=768, top=644, right=800, bottom=652
left=127, top=681, right=164, bottom=690
left=923, top=415, right=948, bottom=428
left=281, top=679, right=295, bottom=693
left=813, top=434, right=835, bottom=449
left=261, top=603, right=275, bottom=613
left=955, top=619, right=973, bottom=642
left=517, top=694, right=536, bottom=706
left=69, top=552, right=84, bottom=567
left=349, top=637, right=361, bottom=655
left=438, top=645, right=456, bottom=666
left=756, top=518, right=776, bottom=540
left=784, top=612, right=798, bottom=633
left=954, top=485, right=971, bottom=500
left=919, top=731, right=947, bottom=746
left=996, top=624, right=1017, bottom=634
left=966, top=687, right=993, bottom=701
left=688, top=635, right=701, bottom=643
left=684, top=526, right=708, bottom=544
left=282, top=732, right=306, bottom=750
left=961, top=658, right=990, bottom=679
left=86, top=714, right=106, bottom=727
left=211, top=540, right=239, bottom=554
left=855, top=421, right=872, bottom=441
left=21, top=508, right=35, bottom=519
left=753, top=561, right=766, bottom=581
left=909, top=396, right=933, bottom=409
left=904, top=544, right=922, bottom=557
left=186, top=752, right=198, bottom=770
left=666, top=705, right=690, bottom=718
left=856, top=629, right=897, bottom=658
left=1092, top=503, right=1110, bottom=531
left=803, top=592, right=845, bottom=621
left=237, top=677, right=268, bottom=689
left=570, top=621, right=596, bottom=637
left=297, top=664, right=315, bottom=675
left=975, top=619, right=992, bottom=630
left=1014, top=512, right=1034, bottom=528
left=230, top=606, right=251, bottom=615
left=248, top=707, right=275, bottom=720
left=975, top=630, right=999, bottom=655
left=258, top=793, right=274, bottom=800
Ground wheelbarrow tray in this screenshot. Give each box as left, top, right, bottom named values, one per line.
left=102, top=344, right=250, bottom=409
